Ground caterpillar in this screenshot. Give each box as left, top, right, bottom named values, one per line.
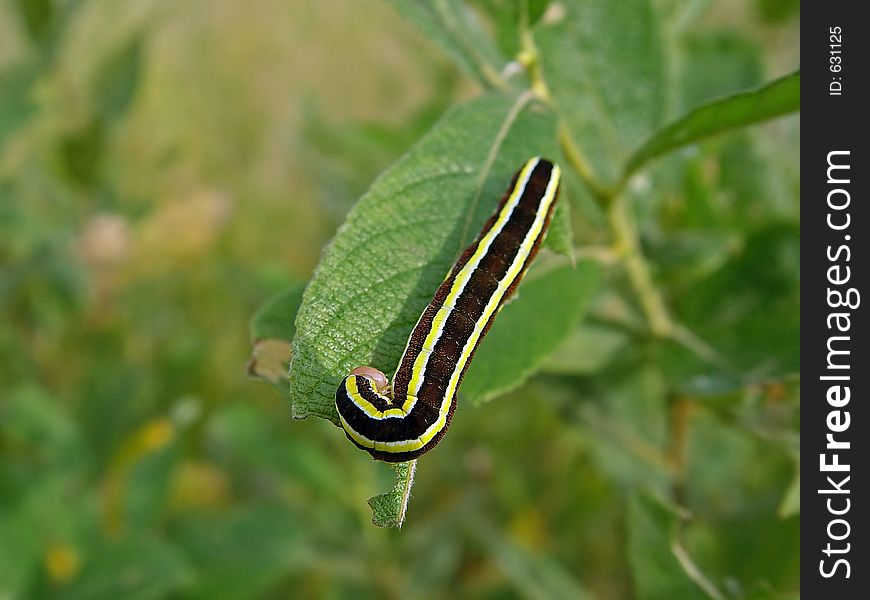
left=335, top=157, right=561, bottom=462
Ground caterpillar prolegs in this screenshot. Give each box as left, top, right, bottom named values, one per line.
left=335, top=157, right=561, bottom=462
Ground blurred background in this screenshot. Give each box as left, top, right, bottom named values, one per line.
left=1, top=0, right=798, bottom=598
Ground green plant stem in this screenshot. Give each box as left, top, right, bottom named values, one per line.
left=520, top=3, right=706, bottom=351
left=562, top=120, right=674, bottom=339
left=517, top=0, right=549, bottom=101
left=581, top=406, right=676, bottom=475
left=574, top=245, right=619, bottom=265
left=518, top=3, right=614, bottom=206
left=558, top=126, right=612, bottom=205
left=671, top=323, right=736, bottom=376
left=607, top=194, right=672, bottom=338
left=666, top=395, right=692, bottom=505
left=671, top=537, right=726, bottom=600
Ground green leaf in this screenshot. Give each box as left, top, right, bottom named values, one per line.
left=367, top=460, right=416, bottom=528
left=582, top=366, right=671, bottom=490
left=57, top=119, right=106, bottom=189
left=678, top=31, right=763, bottom=112
left=541, top=322, right=629, bottom=375
left=627, top=492, right=711, bottom=600
left=462, top=260, right=599, bottom=404
left=536, top=0, right=667, bottom=185
left=289, top=91, right=559, bottom=424
left=94, top=38, right=144, bottom=123
left=470, top=0, right=551, bottom=58
left=14, top=0, right=55, bottom=43
left=543, top=200, right=574, bottom=260
left=248, top=283, right=305, bottom=384
left=754, top=0, right=800, bottom=24
left=625, top=71, right=799, bottom=177
left=678, top=411, right=800, bottom=592
left=59, top=536, right=193, bottom=600
left=385, top=0, right=506, bottom=88
left=249, top=282, right=306, bottom=342
left=673, top=223, right=799, bottom=376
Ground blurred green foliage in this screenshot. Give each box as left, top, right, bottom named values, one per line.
left=1, top=1, right=798, bottom=599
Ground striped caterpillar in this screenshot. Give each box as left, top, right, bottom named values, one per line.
left=335, top=157, right=561, bottom=462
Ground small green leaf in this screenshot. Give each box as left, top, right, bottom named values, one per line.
left=628, top=492, right=711, bottom=600
left=543, top=201, right=574, bottom=260
left=386, top=0, right=506, bottom=88
left=248, top=283, right=305, bottom=384
left=289, top=91, right=558, bottom=424
left=537, top=0, right=667, bottom=185
left=14, top=0, right=55, bottom=43
left=754, top=0, right=800, bottom=24
left=57, top=119, right=106, bottom=188
left=470, top=0, right=551, bottom=58
left=462, top=260, right=599, bottom=404
left=249, top=283, right=306, bottom=342
left=368, top=460, right=416, bottom=528
left=95, top=39, right=144, bottom=123
left=625, top=71, right=799, bottom=177
left=541, top=322, right=629, bottom=375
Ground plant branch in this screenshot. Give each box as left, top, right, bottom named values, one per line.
left=519, top=2, right=726, bottom=369
left=671, top=537, right=726, bottom=600
left=558, top=126, right=613, bottom=205
left=671, top=323, right=737, bottom=376
left=517, top=0, right=549, bottom=102
left=666, top=394, right=693, bottom=505
left=607, top=194, right=672, bottom=338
